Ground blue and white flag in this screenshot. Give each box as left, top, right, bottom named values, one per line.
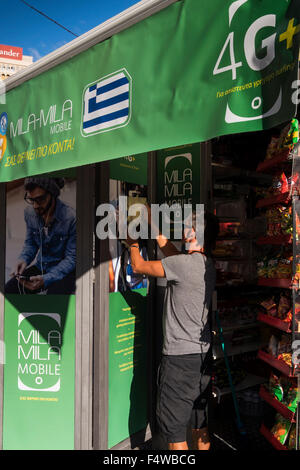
left=82, top=69, right=131, bottom=136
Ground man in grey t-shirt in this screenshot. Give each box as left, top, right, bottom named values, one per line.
left=127, top=211, right=218, bottom=451
left=161, top=252, right=215, bottom=356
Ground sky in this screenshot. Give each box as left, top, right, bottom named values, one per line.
left=1, top=0, right=141, bottom=61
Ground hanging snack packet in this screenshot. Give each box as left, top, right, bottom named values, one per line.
left=283, top=384, right=298, bottom=413
left=276, top=254, right=292, bottom=279
left=271, top=414, right=292, bottom=445
left=282, top=119, right=299, bottom=150
left=272, top=173, right=288, bottom=194
left=278, top=353, right=292, bottom=366
left=277, top=294, right=291, bottom=320
left=269, top=373, right=284, bottom=402
left=283, top=310, right=292, bottom=324
left=281, top=206, right=293, bottom=235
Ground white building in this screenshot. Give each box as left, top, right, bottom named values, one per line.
left=0, top=44, right=33, bottom=80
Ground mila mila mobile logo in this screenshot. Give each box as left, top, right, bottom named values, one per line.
left=81, top=68, right=132, bottom=137
left=17, top=312, right=62, bottom=392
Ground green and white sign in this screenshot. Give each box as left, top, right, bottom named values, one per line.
left=108, top=290, right=148, bottom=449
left=157, top=144, right=201, bottom=207
left=156, top=143, right=201, bottom=238
left=0, top=0, right=299, bottom=182
left=3, top=295, right=75, bottom=450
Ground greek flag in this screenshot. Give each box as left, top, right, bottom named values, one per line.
left=82, top=70, right=131, bottom=135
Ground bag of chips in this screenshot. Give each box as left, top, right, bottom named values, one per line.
left=271, top=414, right=292, bottom=445
left=277, top=294, right=291, bottom=320
left=276, top=257, right=292, bottom=279
left=272, top=172, right=288, bottom=194
left=283, top=384, right=298, bottom=413
left=278, top=353, right=292, bottom=366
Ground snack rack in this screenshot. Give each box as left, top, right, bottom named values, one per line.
left=211, top=156, right=271, bottom=404
left=292, top=156, right=300, bottom=451
left=255, top=138, right=300, bottom=450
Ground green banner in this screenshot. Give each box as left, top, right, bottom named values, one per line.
left=3, top=295, right=75, bottom=450
left=110, top=153, right=147, bottom=185
left=0, top=0, right=299, bottom=182
left=108, top=290, right=148, bottom=449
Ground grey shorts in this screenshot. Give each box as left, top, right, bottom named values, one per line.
left=156, top=351, right=212, bottom=443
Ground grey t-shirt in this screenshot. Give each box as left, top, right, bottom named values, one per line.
left=161, top=252, right=216, bottom=355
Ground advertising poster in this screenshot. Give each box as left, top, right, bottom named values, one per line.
left=0, top=0, right=298, bottom=183
left=108, top=167, right=148, bottom=448
left=3, top=174, right=76, bottom=449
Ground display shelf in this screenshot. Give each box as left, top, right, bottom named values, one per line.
left=258, top=350, right=295, bottom=377
left=259, top=385, right=295, bottom=422
left=217, top=373, right=266, bottom=397
left=258, top=278, right=292, bottom=289
left=213, top=340, right=262, bottom=360
left=256, top=192, right=290, bottom=209
left=256, top=149, right=290, bottom=173
left=221, top=322, right=260, bottom=333
left=260, top=423, right=289, bottom=450
left=257, top=312, right=291, bottom=333
left=256, top=235, right=292, bottom=245
left=216, top=282, right=256, bottom=288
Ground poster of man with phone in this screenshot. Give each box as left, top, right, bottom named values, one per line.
left=5, top=176, right=76, bottom=295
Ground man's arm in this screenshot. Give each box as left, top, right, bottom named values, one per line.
left=129, top=243, right=165, bottom=278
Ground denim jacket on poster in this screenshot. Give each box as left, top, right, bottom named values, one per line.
left=19, top=198, right=76, bottom=288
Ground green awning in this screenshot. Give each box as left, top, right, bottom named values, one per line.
left=0, top=0, right=299, bottom=182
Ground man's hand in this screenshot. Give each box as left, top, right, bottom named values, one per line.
left=23, top=275, right=44, bottom=291
left=11, top=260, right=27, bottom=277
left=126, top=235, right=139, bottom=248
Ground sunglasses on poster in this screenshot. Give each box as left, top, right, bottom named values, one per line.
left=24, top=192, right=49, bottom=205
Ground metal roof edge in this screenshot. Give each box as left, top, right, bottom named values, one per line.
left=4, top=0, right=178, bottom=92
